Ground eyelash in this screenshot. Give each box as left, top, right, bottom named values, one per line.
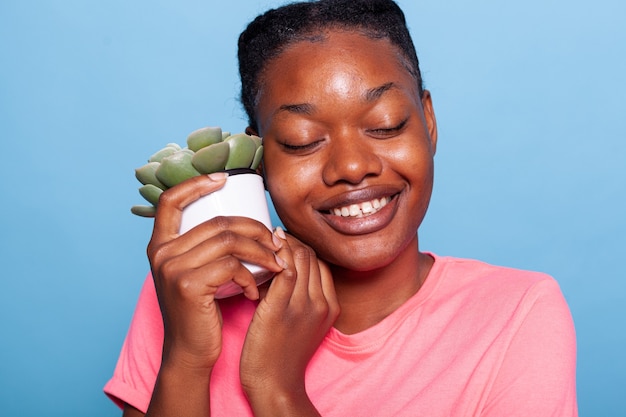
left=279, top=119, right=408, bottom=152
left=367, top=119, right=408, bottom=136
left=281, top=140, right=322, bottom=152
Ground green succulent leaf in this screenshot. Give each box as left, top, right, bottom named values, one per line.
left=187, top=126, right=223, bottom=152
left=130, top=205, right=157, bottom=217
left=138, top=184, right=163, bottom=206
left=132, top=127, right=267, bottom=217
left=225, top=133, right=257, bottom=170
left=249, top=134, right=262, bottom=150
left=148, top=145, right=179, bottom=163
left=155, top=150, right=201, bottom=188
left=165, top=142, right=181, bottom=150
left=191, top=141, right=230, bottom=174
left=250, top=145, right=263, bottom=170
left=135, top=161, right=167, bottom=190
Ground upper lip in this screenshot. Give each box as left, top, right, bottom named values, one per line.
left=316, top=184, right=403, bottom=212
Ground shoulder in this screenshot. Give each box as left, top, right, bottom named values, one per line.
left=427, top=254, right=569, bottom=320
left=424, top=255, right=576, bottom=362
left=432, top=254, right=560, bottom=293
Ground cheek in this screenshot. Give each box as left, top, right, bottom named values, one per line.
left=264, top=160, right=314, bottom=226
left=403, top=139, right=435, bottom=178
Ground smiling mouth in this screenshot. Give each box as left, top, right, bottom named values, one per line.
left=328, top=196, right=392, bottom=218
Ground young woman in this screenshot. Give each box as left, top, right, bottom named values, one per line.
left=105, top=1, right=578, bottom=415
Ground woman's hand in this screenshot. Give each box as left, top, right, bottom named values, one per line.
left=143, top=173, right=287, bottom=416
left=147, top=173, right=285, bottom=371
left=240, top=228, right=340, bottom=416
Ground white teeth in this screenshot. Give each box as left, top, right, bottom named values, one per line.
left=331, top=196, right=390, bottom=218
left=361, top=201, right=373, bottom=214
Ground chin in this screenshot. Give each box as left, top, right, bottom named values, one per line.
left=317, top=239, right=407, bottom=272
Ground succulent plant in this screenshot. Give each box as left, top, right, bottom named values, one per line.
left=131, top=126, right=264, bottom=217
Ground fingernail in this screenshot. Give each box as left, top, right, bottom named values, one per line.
left=274, top=253, right=288, bottom=269
left=274, top=226, right=287, bottom=240
left=272, top=232, right=282, bottom=249
left=207, top=172, right=228, bottom=181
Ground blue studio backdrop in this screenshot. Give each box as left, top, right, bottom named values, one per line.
left=0, top=1, right=624, bottom=416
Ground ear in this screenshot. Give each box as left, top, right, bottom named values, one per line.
left=421, top=90, right=438, bottom=155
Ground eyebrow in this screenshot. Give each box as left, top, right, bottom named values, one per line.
left=275, top=82, right=398, bottom=116
left=364, top=82, right=397, bottom=102
left=277, top=103, right=315, bottom=115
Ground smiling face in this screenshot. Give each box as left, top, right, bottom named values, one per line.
left=255, top=30, right=437, bottom=272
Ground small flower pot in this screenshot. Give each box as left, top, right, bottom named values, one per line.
left=179, top=169, right=274, bottom=298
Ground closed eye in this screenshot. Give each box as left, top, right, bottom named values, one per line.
left=280, top=140, right=323, bottom=153
left=367, top=119, right=408, bottom=137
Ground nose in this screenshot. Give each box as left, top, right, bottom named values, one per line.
left=321, top=131, right=383, bottom=185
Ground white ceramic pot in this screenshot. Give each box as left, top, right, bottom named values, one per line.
left=179, top=169, right=274, bottom=298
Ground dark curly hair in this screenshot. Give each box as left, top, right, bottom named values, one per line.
left=237, top=0, right=423, bottom=132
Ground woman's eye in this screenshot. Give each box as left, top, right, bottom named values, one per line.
left=367, top=119, right=408, bottom=137
left=280, top=140, right=322, bottom=153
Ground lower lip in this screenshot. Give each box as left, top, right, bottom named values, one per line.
left=320, top=195, right=399, bottom=235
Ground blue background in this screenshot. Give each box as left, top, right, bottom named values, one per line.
left=1, top=0, right=624, bottom=415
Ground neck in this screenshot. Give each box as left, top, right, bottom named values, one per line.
left=329, top=236, right=433, bottom=334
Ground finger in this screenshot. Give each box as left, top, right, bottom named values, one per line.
left=150, top=173, right=228, bottom=247
left=167, top=255, right=260, bottom=301
left=318, top=259, right=340, bottom=322
left=149, top=215, right=281, bottom=274
left=306, top=253, right=324, bottom=300
left=290, top=245, right=337, bottom=327
left=173, top=215, right=281, bottom=258
left=263, top=227, right=297, bottom=307
left=174, top=228, right=286, bottom=274
left=288, top=242, right=313, bottom=306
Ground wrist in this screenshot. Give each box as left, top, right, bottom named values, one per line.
left=161, top=343, right=219, bottom=376
left=162, top=334, right=222, bottom=369
left=146, top=361, right=213, bottom=417
left=245, top=384, right=320, bottom=417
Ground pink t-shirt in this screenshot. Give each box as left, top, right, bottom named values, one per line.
left=104, top=255, right=578, bottom=416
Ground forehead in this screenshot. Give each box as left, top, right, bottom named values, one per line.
left=257, top=30, right=418, bottom=105
left=270, top=30, right=404, bottom=72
